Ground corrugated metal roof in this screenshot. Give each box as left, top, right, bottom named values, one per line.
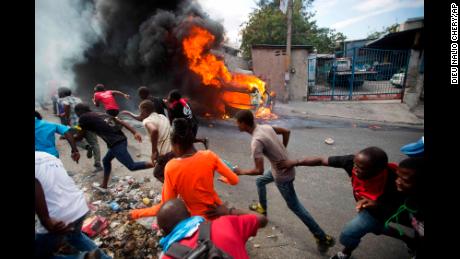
left=365, top=28, right=422, bottom=49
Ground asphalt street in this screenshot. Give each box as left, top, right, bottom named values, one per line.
left=45, top=109, right=423, bottom=259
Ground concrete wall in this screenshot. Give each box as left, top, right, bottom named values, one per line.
left=289, top=49, right=309, bottom=100
left=251, top=48, right=309, bottom=102
left=403, top=32, right=424, bottom=110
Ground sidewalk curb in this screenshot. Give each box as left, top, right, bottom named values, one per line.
left=278, top=109, right=424, bottom=128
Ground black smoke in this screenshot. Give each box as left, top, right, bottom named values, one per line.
left=72, top=0, right=226, bottom=113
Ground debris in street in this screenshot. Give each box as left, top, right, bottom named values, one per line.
left=82, top=216, right=109, bottom=238
left=110, top=201, right=121, bottom=212
left=66, top=173, right=161, bottom=258
left=143, top=197, right=151, bottom=206
left=369, top=125, right=382, bottom=130
left=325, top=137, right=335, bottom=145
left=254, top=244, right=261, bottom=248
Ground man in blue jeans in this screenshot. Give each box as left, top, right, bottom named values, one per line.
left=74, top=103, right=154, bottom=189
left=35, top=151, right=111, bottom=259
left=233, top=110, right=335, bottom=254
left=277, top=147, right=404, bottom=259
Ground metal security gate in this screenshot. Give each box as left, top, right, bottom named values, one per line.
left=308, top=48, right=410, bottom=101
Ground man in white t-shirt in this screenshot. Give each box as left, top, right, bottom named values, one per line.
left=134, top=100, right=173, bottom=183
left=34, top=151, right=111, bottom=259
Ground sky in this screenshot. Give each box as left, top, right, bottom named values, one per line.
left=198, top=0, right=424, bottom=47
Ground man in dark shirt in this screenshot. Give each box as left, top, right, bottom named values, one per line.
left=277, top=147, right=404, bottom=259
left=121, top=86, right=167, bottom=120
left=74, top=103, right=154, bottom=189
left=165, top=89, right=208, bottom=149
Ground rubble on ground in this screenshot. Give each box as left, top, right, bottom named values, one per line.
left=73, top=174, right=163, bottom=259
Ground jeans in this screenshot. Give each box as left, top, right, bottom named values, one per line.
left=35, top=215, right=111, bottom=259
left=256, top=169, right=326, bottom=238
left=339, top=209, right=386, bottom=250
left=103, top=140, right=149, bottom=176
left=84, top=131, right=101, bottom=167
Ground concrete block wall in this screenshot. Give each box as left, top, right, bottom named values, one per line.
left=251, top=47, right=309, bottom=102
left=403, top=48, right=424, bottom=110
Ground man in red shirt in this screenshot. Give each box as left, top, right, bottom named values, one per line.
left=93, top=83, right=130, bottom=117
left=158, top=199, right=267, bottom=259
left=277, top=147, right=403, bottom=259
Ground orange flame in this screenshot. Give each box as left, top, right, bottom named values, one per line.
left=182, top=26, right=276, bottom=119
left=255, top=107, right=278, bottom=120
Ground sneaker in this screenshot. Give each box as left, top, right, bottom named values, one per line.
left=249, top=202, right=267, bottom=215
left=330, top=251, right=350, bottom=259
left=316, top=234, right=336, bottom=254
left=86, top=145, right=93, bottom=159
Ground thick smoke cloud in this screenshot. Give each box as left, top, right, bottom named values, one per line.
left=36, top=0, right=227, bottom=113
left=72, top=0, right=225, bottom=110
left=35, top=0, right=101, bottom=99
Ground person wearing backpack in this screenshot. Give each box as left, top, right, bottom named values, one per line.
left=157, top=199, right=267, bottom=259
left=276, top=147, right=404, bottom=259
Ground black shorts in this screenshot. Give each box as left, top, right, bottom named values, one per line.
left=106, top=109, right=119, bottom=117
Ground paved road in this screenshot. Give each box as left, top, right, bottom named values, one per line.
left=45, top=109, right=423, bottom=259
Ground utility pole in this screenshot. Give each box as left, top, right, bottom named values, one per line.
left=284, top=0, right=293, bottom=103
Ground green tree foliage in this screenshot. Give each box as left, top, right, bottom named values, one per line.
left=240, top=0, right=346, bottom=59
left=367, top=23, right=400, bottom=39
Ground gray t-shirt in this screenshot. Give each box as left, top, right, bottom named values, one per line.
left=251, top=124, right=295, bottom=183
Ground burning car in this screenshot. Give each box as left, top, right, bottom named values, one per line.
left=182, top=25, right=277, bottom=119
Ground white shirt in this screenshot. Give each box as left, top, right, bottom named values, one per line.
left=142, top=112, right=172, bottom=156
left=35, top=151, right=89, bottom=234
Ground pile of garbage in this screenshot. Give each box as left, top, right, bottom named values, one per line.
left=75, top=174, right=163, bottom=258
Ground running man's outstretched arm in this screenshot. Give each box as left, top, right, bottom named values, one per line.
left=120, top=108, right=150, bottom=122
left=114, top=117, right=142, bottom=142
left=119, top=111, right=143, bottom=122
left=234, top=157, right=264, bottom=176
left=145, top=122, right=159, bottom=163
left=214, top=154, right=239, bottom=185
left=272, top=126, right=290, bottom=147
left=62, top=129, right=80, bottom=163
left=276, top=156, right=328, bottom=171
left=112, top=90, right=130, bottom=100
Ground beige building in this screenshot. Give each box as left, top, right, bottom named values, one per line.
left=251, top=44, right=313, bottom=102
